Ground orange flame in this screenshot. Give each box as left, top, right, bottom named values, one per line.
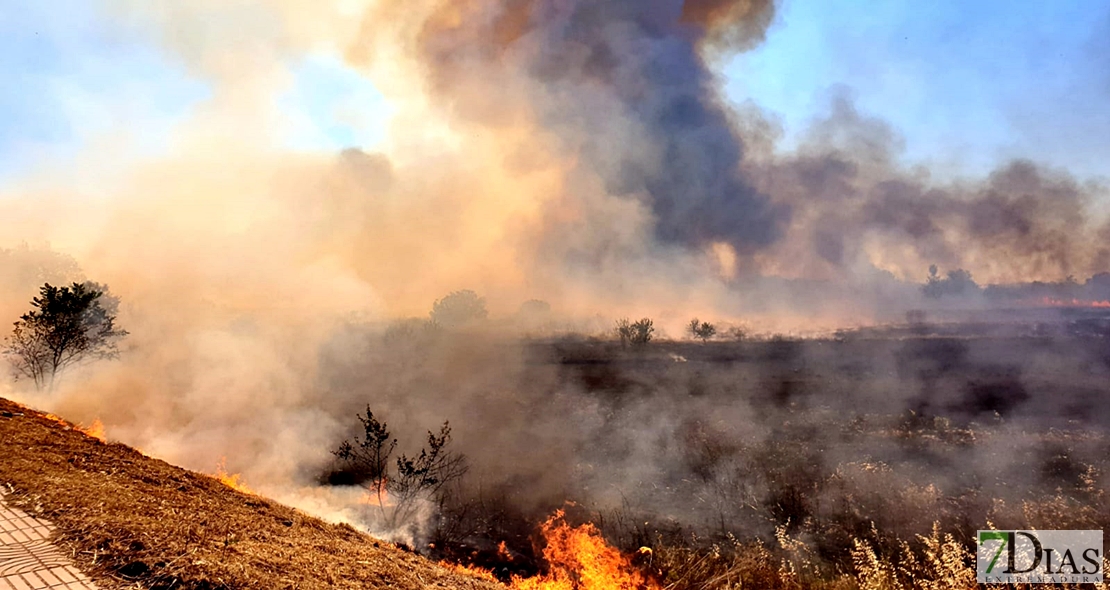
left=439, top=561, right=500, bottom=582
left=360, top=479, right=391, bottom=507
left=1038, top=297, right=1110, bottom=308
left=214, top=457, right=254, bottom=494
left=42, top=413, right=68, bottom=426
left=40, top=413, right=105, bottom=441
left=509, top=510, right=659, bottom=590
left=84, top=419, right=106, bottom=441
left=440, top=511, right=656, bottom=589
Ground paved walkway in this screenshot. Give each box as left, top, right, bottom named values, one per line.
left=0, top=499, right=97, bottom=590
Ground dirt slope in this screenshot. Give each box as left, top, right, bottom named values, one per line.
left=0, top=397, right=501, bottom=590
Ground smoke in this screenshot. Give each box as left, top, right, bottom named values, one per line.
left=348, top=0, right=786, bottom=256
left=1, top=0, right=1109, bottom=554
left=746, top=94, right=1110, bottom=283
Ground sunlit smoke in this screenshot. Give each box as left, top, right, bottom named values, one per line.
left=0, top=0, right=1108, bottom=559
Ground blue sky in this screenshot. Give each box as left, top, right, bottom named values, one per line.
left=0, top=0, right=1108, bottom=183
left=0, top=1, right=208, bottom=179
left=728, top=0, right=1110, bottom=179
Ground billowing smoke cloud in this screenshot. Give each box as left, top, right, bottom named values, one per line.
left=746, top=95, right=1110, bottom=283
left=351, top=0, right=786, bottom=255
left=345, top=0, right=1109, bottom=285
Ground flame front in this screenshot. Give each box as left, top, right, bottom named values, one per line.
left=42, top=413, right=68, bottom=427
left=84, top=419, right=106, bottom=441
left=1039, top=297, right=1110, bottom=308
left=510, top=510, right=658, bottom=590
left=214, top=457, right=253, bottom=494
left=41, top=413, right=106, bottom=442
left=440, top=561, right=500, bottom=582
left=360, top=478, right=391, bottom=507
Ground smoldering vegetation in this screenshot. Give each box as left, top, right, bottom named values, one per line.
left=351, top=0, right=1110, bottom=285
left=302, top=306, right=1110, bottom=587
left=5, top=251, right=1109, bottom=587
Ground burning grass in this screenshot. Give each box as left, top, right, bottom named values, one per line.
left=214, top=457, right=254, bottom=495
left=0, top=396, right=500, bottom=590
left=509, top=511, right=657, bottom=590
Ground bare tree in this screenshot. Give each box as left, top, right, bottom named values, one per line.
left=3, top=282, right=127, bottom=389
left=333, top=406, right=397, bottom=509
left=393, top=422, right=469, bottom=526
left=333, top=408, right=468, bottom=532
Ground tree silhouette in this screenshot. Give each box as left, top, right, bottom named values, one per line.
left=617, top=317, right=654, bottom=347
left=333, top=407, right=467, bottom=534
left=430, top=290, right=488, bottom=327
left=3, top=282, right=127, bottom=389
left=923, top=266, right=979, bottom=299
left=688, top=318, right=717, bottom=342
left=333, top=407, right=396, bottom=508
left=630, top=318, right=654, bottom=346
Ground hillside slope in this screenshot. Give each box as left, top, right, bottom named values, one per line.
left=0, top=397, right=501, bottom=590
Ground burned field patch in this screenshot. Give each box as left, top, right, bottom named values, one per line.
left=426, top=329, right=1110, bottom=587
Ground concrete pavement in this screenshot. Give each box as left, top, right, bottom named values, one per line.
left=0, top=498, right=97, bottom=590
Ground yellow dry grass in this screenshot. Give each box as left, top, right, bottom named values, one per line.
left=0, top=396, right=502, bottom=590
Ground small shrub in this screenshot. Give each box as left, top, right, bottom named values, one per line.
left=688, top=318, right=717, bottom=342
left=616, top=318, right=634, bottom=347
left=616, top=318, right=653, bottom=347
left=333, top=407, right=468, bottom=533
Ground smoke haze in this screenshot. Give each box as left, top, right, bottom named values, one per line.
left=1, top=0, right=1109, bottom=553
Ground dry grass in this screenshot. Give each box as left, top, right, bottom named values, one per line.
left=0, top=396, right=502, bottom=590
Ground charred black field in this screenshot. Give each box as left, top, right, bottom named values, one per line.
left=537, top=308, right=1110, bottom=426
left=305, top=307, right=1110, bottom=587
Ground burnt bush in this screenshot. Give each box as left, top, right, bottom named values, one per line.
left=330, top=407, right=468, bottom=537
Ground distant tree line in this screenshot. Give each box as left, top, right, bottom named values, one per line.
left=923, top=265, right=979, bottom=299
left=922, top=266, right=1110, bottom=303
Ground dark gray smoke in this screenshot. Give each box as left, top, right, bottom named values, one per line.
left=741, top=93, right=1110, bottom=282
left=368, top=0, right=788, bottom=255
left=361, top=1, right=1109, bottom=283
